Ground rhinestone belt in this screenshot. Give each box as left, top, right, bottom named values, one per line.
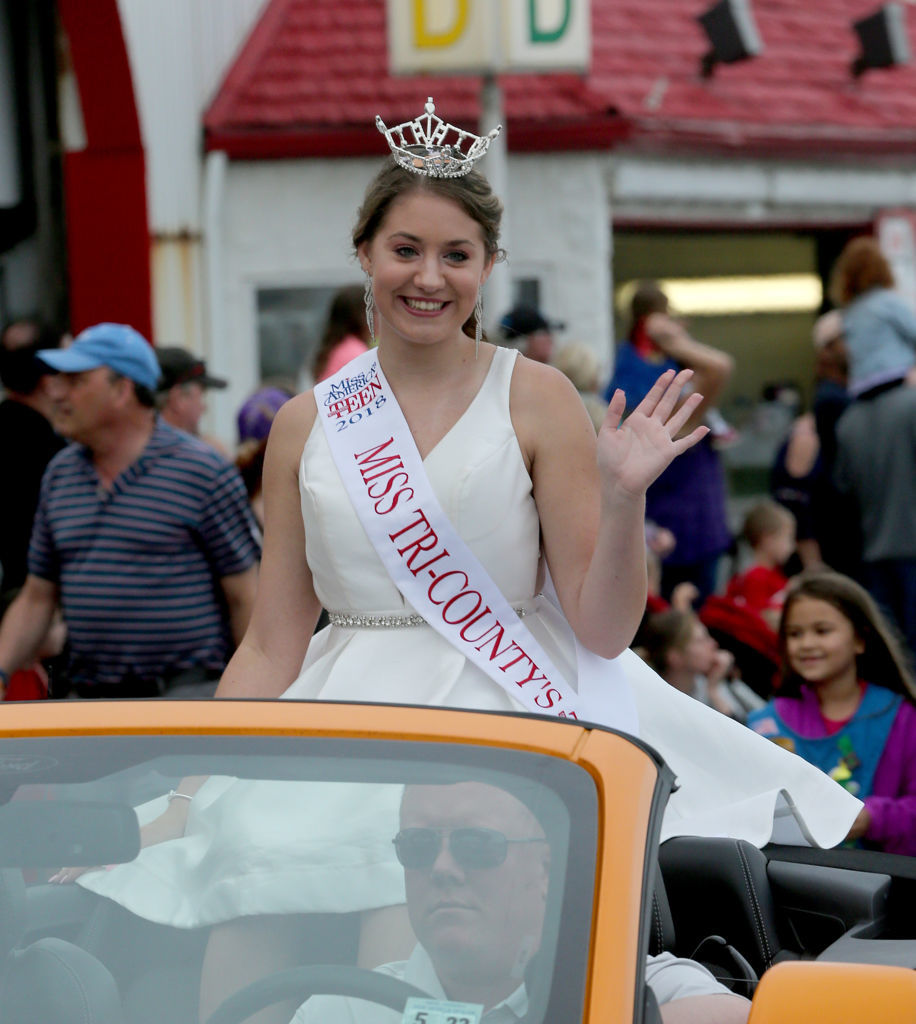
left=328, top=606, right=532, bottom=629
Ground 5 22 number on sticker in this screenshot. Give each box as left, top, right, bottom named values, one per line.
left=401, top=997, right=483, bottom=1024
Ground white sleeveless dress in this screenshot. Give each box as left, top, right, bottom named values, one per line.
left=80, top=347, right=860, bottom=926
left=285, top=345, right=575, bottom=710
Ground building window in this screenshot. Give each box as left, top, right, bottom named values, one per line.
left=256, top=283, right=358, bottom=392
left=513, top=277, right=541, bottom=309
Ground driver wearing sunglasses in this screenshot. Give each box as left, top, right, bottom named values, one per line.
left=392, top=826, right=547, bottom=871
left=292, top=782, right=750, bottom=1024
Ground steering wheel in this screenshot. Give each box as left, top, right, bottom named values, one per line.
left=204, top=964, right=433, bottom=1024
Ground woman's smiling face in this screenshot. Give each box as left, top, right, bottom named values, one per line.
left=358, top=189, right=494, bottom=349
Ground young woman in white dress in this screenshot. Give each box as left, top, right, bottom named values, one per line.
left=66, top=103, right=858, bottom=1024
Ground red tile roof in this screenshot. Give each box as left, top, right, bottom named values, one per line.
left=204, top=0, right=916, bottom=159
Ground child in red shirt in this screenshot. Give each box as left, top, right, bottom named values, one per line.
left=726, top=499, right=797, bottom=631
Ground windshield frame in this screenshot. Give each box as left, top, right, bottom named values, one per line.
left=0, top=729, right=608, bottom=1024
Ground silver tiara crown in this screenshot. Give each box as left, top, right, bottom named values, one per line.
left=376, top=97, right=502, bottom=179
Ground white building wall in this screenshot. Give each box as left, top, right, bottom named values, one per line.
left=117, top=0, right=269, bottom=354
left=507, top=154, right=613, bottom=376
left=118, top=0, right=268, bottom=231
left=610, top=154, right=916, bottom=225
left=210, top=158, right=376, bottom=439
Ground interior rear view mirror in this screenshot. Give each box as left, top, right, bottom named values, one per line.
left=0, top=801, right=140, bottom=867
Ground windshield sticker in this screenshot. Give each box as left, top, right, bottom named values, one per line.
left=401, top=998, right=483, bottom=1024
left=0, top=755, right=58, bottom=774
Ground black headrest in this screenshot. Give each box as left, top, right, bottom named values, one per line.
left=4, top=938, right=123, bottom=1024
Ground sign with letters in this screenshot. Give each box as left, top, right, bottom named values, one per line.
left=386, top=0, right=591, bottom=75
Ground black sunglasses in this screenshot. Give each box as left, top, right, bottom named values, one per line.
left=393, top=827, right=546, bottom=870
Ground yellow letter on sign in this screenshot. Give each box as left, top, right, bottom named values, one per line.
left=413, top=0, right=469, bottom=48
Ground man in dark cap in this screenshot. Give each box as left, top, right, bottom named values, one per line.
left=499, top=305, right=560, bottom=365
left=155, top=346, right=227, bottom=438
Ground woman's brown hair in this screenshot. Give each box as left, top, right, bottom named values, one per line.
left=628, top=280, right=669, bottom=339
left=312, top=285, right=368, bottom=381
left=828, top=236, right=895, bottom=306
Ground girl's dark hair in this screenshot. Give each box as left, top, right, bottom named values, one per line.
left=352, top=159, right=505, bottom=341
left=627, top=281, right=669, bottom=340
left=777, top=570, right=916, bottom=703
left=312, top=285, right=368, bottom=381
left=235, top=438, right=268, bottom=500
left=634, top=608, right=696, bottom=676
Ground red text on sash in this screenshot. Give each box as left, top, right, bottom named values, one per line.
left=354, top=438, right=576, bottom=717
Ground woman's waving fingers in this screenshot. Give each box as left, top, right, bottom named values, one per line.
left=664, top=388, right=705, bottom=439
left=633, top=368, right=709, bottom=441
left=634, top=368, right=695, bottom=423
left=670, top=421, right=710, bottom=456
left=602, top=387, right=627, bottom=432
left=630, top=367, right=677, bottom=418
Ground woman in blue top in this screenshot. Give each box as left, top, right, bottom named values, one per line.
left=829, top=236, right=916, bottom=398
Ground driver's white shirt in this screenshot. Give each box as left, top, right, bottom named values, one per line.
left=290, top=944, right=523, bottom=1023
left=290, top=947, right=729, bottom=1023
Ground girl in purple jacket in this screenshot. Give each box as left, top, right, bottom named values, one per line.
left=748, top=570, right=916, bottom=855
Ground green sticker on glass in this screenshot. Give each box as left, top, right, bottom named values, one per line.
left=401, top=997, right=483, bottom=1024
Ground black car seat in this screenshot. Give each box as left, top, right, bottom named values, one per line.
left=647, top=863, right=677, bottom=958
left=658, top=836, right=799, bottom=994
left=0, top=868, right=124, bottom=1024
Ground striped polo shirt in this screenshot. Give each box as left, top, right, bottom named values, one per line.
left=28, top=419, right=261, bottom=688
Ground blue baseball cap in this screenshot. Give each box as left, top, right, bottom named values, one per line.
left=36, top=323, right=161, bottom=391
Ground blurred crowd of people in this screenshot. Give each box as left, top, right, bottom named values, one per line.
left=501, top=248, right=916, bottom=856
left=1, top=237, right=915, bottom=853
left=0, top=281, right=379, bottom=701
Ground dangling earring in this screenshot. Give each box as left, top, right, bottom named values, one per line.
left=474, top=291, right=483, bottom=359
left=364, top=274, right=376, bottom=344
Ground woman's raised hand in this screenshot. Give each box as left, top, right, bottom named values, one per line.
left=597, top=369, right=708, bottom=500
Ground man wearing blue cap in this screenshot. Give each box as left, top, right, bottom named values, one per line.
left=0, top=323, right=260, bottom=698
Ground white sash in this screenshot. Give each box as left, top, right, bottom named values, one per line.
left=314, top=348, right=638, bottom=731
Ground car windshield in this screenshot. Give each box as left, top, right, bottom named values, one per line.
left=0, top=733, right=601, bottom=1024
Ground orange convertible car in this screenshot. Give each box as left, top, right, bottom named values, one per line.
left=0, top=699, right=912, bottom=1023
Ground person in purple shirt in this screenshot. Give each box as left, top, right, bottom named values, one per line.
left=748, top=571, right=916, bottom=855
